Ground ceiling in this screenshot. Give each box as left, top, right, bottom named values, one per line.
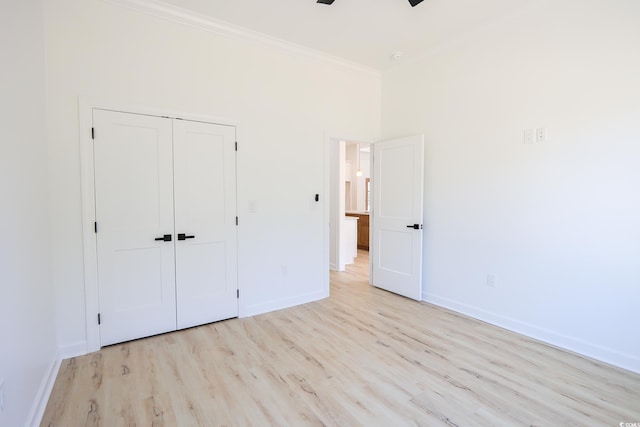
left=159, top=0, right=535, bottom=71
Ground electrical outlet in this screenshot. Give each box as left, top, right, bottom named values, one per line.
left=0, top=378, right=6, bottom=415
left=486, top=274, right=496, bottom=288
left=524, top=128, right=535, bottom=144
left=536, top=127, right=548, bottom=142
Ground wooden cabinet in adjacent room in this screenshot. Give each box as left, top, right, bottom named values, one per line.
left=346, top=212, right=370, bottom=250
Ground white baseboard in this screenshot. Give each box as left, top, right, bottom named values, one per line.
left=423, top=292, right=640, bottom=375
left=245, top=289, right=329, bottom=317
left=58, top=341, right=88, bottom=360
left=26, top=354, right=61, bottom=427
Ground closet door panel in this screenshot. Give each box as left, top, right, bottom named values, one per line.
left=93, top=109, right=177, bottom=346
left=173, top=120, right=238, bottom=329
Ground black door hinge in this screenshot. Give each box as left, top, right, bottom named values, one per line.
left=235, top=141, right=238, bottom=151
left=235, top=216, right=238, bottom=226
left=237, top=289, right=239, bottom=298
left=94, top=222, right=97, bottom=233
left=91, top=127, right=95, bottom=140
left=97, top=313, right=101, bottom=325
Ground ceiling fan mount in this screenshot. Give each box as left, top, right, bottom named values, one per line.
left=317, top=0, right=424, bottom=6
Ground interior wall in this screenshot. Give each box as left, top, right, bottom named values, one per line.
left=45, top=0, right=380, bottom=354
left=0, top=0, right=58, bottom=425
left=382, top=0, right=640, bottom=373
left=329, top=139, right=348, bottom=272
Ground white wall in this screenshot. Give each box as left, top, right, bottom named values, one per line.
left=44, top=0, right=380, bottom=353
left=329, top=139, right=348, bottom=272
left=0, top=1, right=58, bottom=425
left=383, top=0, right=640, bottom=373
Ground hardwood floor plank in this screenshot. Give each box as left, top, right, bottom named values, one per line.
left=41, top=250, right=640, bottom=426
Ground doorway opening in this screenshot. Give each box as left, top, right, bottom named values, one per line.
left=326, top=134, right=425, bottom=302
left=328, top=138, right=371, bottom=284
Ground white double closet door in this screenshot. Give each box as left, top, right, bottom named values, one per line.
left=93, top=109, right=238, bottom=347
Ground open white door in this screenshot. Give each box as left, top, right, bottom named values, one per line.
left=371, top=135, right=424, bottom=300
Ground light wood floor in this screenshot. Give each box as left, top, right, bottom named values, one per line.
left=42, top=250, right=640, bottom=426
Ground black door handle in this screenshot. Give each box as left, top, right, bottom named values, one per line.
left=406, top=224, right=421, bottom=230
left=154, top=234, right=172, bottom=241
left=177, top=233, right=195, bottom=241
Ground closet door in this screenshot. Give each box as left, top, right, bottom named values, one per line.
left=93, top=110, right=177, bottom=346
left=173, top=120, right=238, bottom=329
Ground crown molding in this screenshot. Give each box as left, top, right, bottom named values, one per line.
left=102, top=0, right=381, bottom=78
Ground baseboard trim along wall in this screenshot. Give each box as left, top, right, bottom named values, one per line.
left=58, top=341, right=89, bottom=360
left=245, top=290, right=329, bottom=318
left=26, top=355, right=61, bottom=427
left=55, top=288, right=330, bottom=360
left=423, top=292, right=640, bottom=375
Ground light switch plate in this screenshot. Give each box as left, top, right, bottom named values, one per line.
left=524, top=128, right=535, bottom=144
left=487, top=274, right=496, bottom=288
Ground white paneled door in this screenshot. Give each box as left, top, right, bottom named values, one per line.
left=173, top=119, right=238, bottom=330
left=93, top=109, right=238, bottom=346
left=371, top=135, right=424, bottom=300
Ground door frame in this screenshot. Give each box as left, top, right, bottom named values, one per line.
left=78, top=97, right=240, bottom=354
